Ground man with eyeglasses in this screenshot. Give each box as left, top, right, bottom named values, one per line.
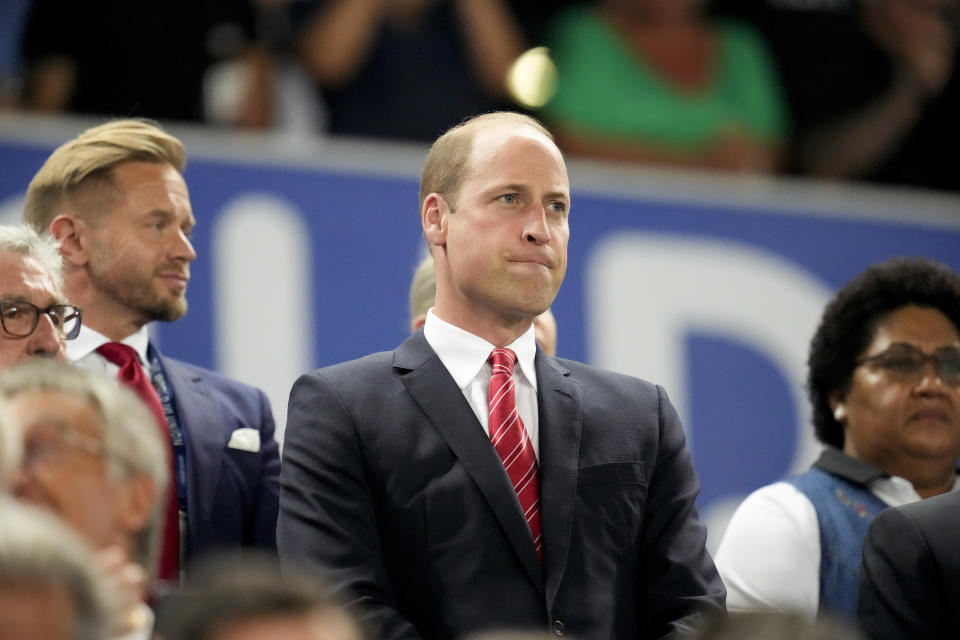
left=716, top=257, right=960, bottom=620
left=0, top=225, right=80, bottom=366
left=5, top=359, right=169, bottom=639
left=22, top=119, right=281, bottom=586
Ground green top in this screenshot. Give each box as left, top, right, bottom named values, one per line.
left=544, top=7, right=788, bottom=151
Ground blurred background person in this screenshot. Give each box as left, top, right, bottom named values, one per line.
left=153, top=551, right=365, bottom=640
left=0, top=224, right=77, bottom=367
left=17, top=0, right=274, bottom=129
left=711, top=0, right=960, bottom=192
left=542, top=0, right=788, bottom=172
left=408, top=255, right=557, bottom=355
left=0, top=498, right=111, bottom=640
left=716, top=257, right=960, bottom=619
left=688, top=611, right=865, bottom=640
left=858, top=487, right=960, bottom=639
left=290, top=0, right=529, bottom=141
left=5, top=360, right=169, bottom=639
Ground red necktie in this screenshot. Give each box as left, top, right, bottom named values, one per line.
left=488, top=348, right=542, bottom=561
left=96, top=342, right=179, bottom=583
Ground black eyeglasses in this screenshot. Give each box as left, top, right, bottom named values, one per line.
left=855, top=343, right=960, bottom=386
left=0, top=299, right=82, bottom=341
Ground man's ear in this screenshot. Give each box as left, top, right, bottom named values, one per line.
left=49, top=215, right=90, bottom=267
left=114, top=473, right=157, bottom=538
left=422, top=193, right=449, bottom=247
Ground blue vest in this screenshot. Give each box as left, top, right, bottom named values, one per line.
left=788, top=467, right=888, bottom=618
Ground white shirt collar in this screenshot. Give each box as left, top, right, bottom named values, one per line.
left=67, top=324, right=151, bottom=365
left=423, top=309, right=538, bottom=391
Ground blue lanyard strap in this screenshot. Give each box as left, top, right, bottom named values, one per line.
left=147, top=348, right=188, bottom=513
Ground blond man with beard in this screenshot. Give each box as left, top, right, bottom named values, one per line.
left=24, top=119, right=281, bottom=585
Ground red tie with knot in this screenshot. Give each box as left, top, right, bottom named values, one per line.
left=487, top=347, right=542, bottom=561
left=96, top=342, right=179, bottom=583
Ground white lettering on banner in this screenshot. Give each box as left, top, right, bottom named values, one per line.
left=213, top=194, right=313, bottom=448
left=585, top=233, right=833, bottom=549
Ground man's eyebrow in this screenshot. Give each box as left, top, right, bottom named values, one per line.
left=486, top=184, right=570, bottom=199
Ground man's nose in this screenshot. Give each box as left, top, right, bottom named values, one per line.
left=523, top=207, right=552, bottom=245
left=27, top=313, right=66, bottom=362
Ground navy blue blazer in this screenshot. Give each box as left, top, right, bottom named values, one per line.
left=278, top=331, right=724, bottom=640
left=159, top=354, right=281, bottom=560
left=858, top=490, right=960, bottom=640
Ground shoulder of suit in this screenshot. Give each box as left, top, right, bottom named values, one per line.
left=549, top=356, right=660, bottom=392
left=160, top=354, right=268, bottom=398
left=302, top=350, right=396, bottom=379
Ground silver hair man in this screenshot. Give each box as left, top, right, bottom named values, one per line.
left=0, top=497, right=111, bottom=640
left=4, top=361, right=169, bottom=577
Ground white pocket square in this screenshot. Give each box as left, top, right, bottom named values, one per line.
left=227, top=428, right=260, bottom=452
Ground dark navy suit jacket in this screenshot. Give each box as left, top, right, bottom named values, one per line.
left=278, top=331, right=724, bottom=640
left=159, top=354, right=281, bottom=559
left=859, top=490, right=960, bottom=640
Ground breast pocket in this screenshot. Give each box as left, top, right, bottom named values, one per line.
left=575, top=461, right=648, bottom=556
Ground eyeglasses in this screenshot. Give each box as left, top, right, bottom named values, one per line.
left=855, top=343, right=960, bottom=386
left=22, top=420, right=135, bottom=474
left=0, top=300, right=82, bottom=340
left=22, top=421, right=106, bottom=469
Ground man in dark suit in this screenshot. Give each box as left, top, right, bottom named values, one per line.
left=858, top=489, right=960, bottom=639
left=278, top=111, right=725, bottom=639
left=23, top=119, right=281, bottom=585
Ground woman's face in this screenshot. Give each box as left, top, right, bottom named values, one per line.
left=835, top=305, right=960, bottom=470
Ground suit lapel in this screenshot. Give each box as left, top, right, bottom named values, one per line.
left=536, top=352, right=582, bottom=608
left=159, top=354, right=224, bottom=531
left=395, top=333, right=545, bottom=595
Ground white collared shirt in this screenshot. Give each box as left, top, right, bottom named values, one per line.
left=67, top=324, right=151, bottom=376
left=715, top=474, right=960, bottom=616
left=423, top=308, right=540, bottom=459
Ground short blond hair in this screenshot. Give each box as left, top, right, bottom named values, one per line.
left=419, top=112, right=553, bottom=213
left=24, top=119, right=186, bottom=232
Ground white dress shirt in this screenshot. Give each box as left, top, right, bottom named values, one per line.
left=715, top=472, right=960, bottom=616
left=67, top=325, right=152, bottom=376
left=423, top=309, right=540, bottom=459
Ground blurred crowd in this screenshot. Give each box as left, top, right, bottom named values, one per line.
left=0, top=0, right=956, bottom=192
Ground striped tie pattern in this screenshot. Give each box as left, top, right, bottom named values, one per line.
left=487, top=348, right=542, bottom=561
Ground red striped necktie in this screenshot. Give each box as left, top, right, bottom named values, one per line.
left=96, top=342, right=179, bottom=583
left=487, top=347, right=542, bottom=561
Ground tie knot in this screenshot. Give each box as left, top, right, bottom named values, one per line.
left=488, top=348, right=517, bottom=374
left=96, top=342, right=140, bottom=368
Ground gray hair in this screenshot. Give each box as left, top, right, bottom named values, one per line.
left=0, top=224, right=65, bottom=295
left=0, top=361, right=169, bottom=576
left=0, top=498, right=111, bottom=640
left=0, top=399, right=18, bottom=490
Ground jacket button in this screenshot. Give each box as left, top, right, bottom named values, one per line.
left=552, top=620, right=565, bottom=636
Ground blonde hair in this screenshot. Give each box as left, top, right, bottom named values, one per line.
left=419, top=112, right=553, bottom=213
left=409, top=255, right=436, bottom=327
left=24, top=119, right=186, bottom=232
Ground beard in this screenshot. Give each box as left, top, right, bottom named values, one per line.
left=87, top=258, right=188, bottom=324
